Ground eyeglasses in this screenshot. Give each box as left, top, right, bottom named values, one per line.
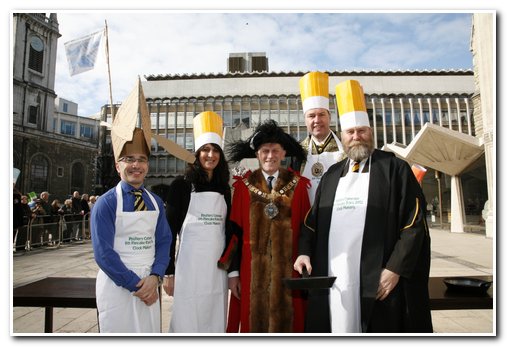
left=118, top=156, right=148, bottom=164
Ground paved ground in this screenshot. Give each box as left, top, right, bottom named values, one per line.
left=10, top=227, right=495, bottom=335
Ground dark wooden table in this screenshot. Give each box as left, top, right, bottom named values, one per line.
left=13, top=276, right=493, bottom=333
left=428, top=276, right=493, bottom=310
left=13, top=277, right=96, bottom=333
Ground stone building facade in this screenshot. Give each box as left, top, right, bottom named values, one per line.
left=12, top=13, right=100, bottom=202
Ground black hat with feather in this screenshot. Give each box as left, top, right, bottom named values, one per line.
left=227, top=119, right=307, bottom=163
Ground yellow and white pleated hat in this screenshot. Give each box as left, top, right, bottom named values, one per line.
left=193, top=111, right=223, bottom=150
left=335, top=79, right=370, bottom=131
left=299, top=71, right=329, bottom=113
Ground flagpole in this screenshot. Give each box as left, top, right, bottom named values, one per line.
left=104, top=20, right=115, bottom=121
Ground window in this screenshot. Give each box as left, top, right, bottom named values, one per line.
left=30, top=155, right=49, bottom=193
left=80, top=124, right=94, bottom=138
left=28, top=105, right=38, bottom=124
left=228, top=57, right=244, bottom=73
left=186, top=136, right=194, bottom=151
left=252, top=56, right=268, bottom=72
left=63, top=103, right=68, bottom=113
left=57, top=167, right=64, bottom=177
left=61, top=120, right=76, bottom=136
left=28, top=36, right=44, bottom=73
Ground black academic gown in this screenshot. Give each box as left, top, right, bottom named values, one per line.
left=299, top=149, right=433, bottom=333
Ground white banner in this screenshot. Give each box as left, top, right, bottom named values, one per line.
left=64, top=30, right=104, bottom=76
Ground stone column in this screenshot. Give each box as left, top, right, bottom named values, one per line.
left=472, top=13, right=495, bottom=239
left=450, top=176, right=465, bottom=233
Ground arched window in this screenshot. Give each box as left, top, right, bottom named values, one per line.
left=71, top=162, right=85, bottom=193
left=30, top=155, right=49, bottom=193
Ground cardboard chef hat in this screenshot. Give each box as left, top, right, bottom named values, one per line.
left=299, top=71, right=329, bottom=113
left=193, top=111, right=223, bottom=150
left=111, top=77, right=152, bottom=161
left=117, top=127, right=150, bottom=159
left=108, top=78, right=195, bottom=164
left=335, top=79, right=370, bottom=131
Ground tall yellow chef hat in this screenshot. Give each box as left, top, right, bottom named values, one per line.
left=299, top=71, right=329, bottom=114
left=335, top=79, right=370, bottom=131
left=193, top=111, right=223, bottom=150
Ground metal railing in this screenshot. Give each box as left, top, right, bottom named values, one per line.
left=13, top=212, right=91, bottom=251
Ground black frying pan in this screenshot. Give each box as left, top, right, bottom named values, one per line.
left=443, top=277, right=492, bottom=294
left=283, top=268, right=336, bottom=290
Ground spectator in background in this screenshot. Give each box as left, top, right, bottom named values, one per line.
left=71, top=191, right=81, bottom=211
left=89, top=195, right=97, bottom=211
left=71, top=191, right=82, bottom=240
left=49, top=199, right=62, bottom=245
left=81, top=194, right=91, bottom=239
left=58, top=199, right=74, bottom=242
left=13, top=186, right=24, bottom=252
left=31, top=199, right=46, bottom=246
left=20, top=195, right=34, bottom=225
left=39, top=192, right=52, bottom=219
left=16, top=195, right=34, bottom=250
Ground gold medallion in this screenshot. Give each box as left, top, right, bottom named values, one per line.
left=311, top=162, right=324, bottom=177
left=264, top=202, right=279, bottom=219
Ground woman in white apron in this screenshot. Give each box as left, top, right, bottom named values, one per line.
left=302, top=132, right=344, bottom=205
left=170, top=189, right=228, bottom=332
left=163, top=140, right=232, bottom=333
left=328, top=158, right=370, bottom=333
left=95, top=183, right=162, bottom=333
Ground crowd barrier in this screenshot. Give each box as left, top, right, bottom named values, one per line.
left=13, top=212, right=91, bottom=251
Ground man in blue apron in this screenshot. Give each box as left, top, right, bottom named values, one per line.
left=91, top=120, right=171, bottom=332
left=296, top=71, right=345, bottom=205
left=294, top=80, right=432, bottom=333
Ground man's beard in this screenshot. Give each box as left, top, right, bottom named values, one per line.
left=345, top=139, right=374, bottom=162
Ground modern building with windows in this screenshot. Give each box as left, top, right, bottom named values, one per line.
left=54, top=97, right=100, bottom=142
left=96, top=60, right=490, bottom=236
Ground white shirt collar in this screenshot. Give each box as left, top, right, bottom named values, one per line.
left=262, top=170, right=279, bottom=182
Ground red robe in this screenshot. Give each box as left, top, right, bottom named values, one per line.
left=226, top=168, right=310, bottom=333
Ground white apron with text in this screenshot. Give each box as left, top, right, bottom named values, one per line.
left=328, top=160, right=370, bottom=333
left=96, top=183, right=160, bottom=333
left=169, top=191, right=228, bottom=333
left=302, top=132, right=344, bottom=205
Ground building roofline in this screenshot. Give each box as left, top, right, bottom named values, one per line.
left=144, top=69, right=474, bottom=81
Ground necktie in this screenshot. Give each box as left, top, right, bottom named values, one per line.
left=352, top=161, right=360, bottom=173
left=267, top=176, right=274, bottom=191
left=132, top=189, right=147, bottom=211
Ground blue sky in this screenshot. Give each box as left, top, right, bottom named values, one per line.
left=52, top=11, right=475, bottom=117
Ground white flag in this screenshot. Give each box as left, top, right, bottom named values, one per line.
left=64, top=30, right=103, bottom=76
